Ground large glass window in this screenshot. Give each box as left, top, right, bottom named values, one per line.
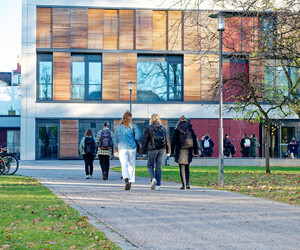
left=37, top=54, right=53, bottom=100
left=71, top=55, right=102, bottom=100
left=137, top=55, right=183, bottom=102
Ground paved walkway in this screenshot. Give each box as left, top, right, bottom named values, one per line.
left=18, top=160, right=300, bottom=250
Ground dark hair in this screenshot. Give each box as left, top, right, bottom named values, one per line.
left=85, top=129, right=93, bottom=137
left=244, top=133, right=248, bottom=138
left=104, top=121, right=110, bottom=127
left=252, top=134, right=255, bottom=138
left=225, top=134, right=229, bottom=137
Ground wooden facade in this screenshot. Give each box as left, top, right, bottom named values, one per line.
left=59, top=120, right=79, bottom=158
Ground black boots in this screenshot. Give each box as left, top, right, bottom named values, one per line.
left=103, top=172, right=108, bottom=180
left=180, top=183, right=187, bottom=190
left=125, top=178, right=131, bottom=190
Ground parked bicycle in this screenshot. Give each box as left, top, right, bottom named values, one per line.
left=0, top=148, right=19, bottom=175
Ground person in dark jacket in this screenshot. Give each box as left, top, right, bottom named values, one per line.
left=223, top=134, right=235, bottom=157
left=249, top=134, right=260, bottom=158
left=240, top=133, right=251, bottom=157
left=202, top=134, right=214, bottom=157
left=199, top=134, right=205, bottom=157
left=171, top=115, right=198, bottom=190
left=288, top=137, right=299, bottom=158
left=142, top=114, right=171, bottom=191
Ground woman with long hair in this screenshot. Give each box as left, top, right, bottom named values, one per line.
left=79, top=129, right=96, bottom=179
left=141, top=114, right=171, bottom=191
left=171, top=115, right=198, bottom=190
left=114, top=110, right=141, bottom=190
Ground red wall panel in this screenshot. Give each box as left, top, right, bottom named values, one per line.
left=191, top=119, right=260, bottom=157
left=0, top=130, right=7, bottom=147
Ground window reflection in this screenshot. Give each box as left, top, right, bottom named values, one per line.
left=137, top=56, right=183, bottom=102
left=38, top=55, right=52, bottom=100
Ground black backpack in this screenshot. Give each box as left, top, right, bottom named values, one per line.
left=84, top=137, right=95, bottom=155
left=99, top=129, right=113, bottom=149
left=151, top=125, right=166, bottom=149
left=179, top=128, right=193, bottom=149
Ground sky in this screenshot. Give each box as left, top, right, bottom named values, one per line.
left=0, top=0, right=21, bottom=72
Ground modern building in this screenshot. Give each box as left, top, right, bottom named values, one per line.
left=0, top=72, right=11, bottom=86
left=21, top=0, right=299, bottom=160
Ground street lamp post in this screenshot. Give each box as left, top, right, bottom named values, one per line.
left=126, top=81, right=136, bottom=113
left=209, top=13, right=232, bottom=187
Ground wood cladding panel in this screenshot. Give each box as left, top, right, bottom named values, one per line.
left=223, top=17, right=242, bottom=52
left=200, top=55, right=218, bottom=101
left=120, top=53, right=137, bottom=101
left=119, top=10, right=135, bottom=50
left=60, top=120, right=79, bottom=158
left=184, top=54, right=201, bottom=101
left=200, top=12, right=218, bottom=51
left=242, top=17, right=255, bottom=52
left=136, top=10, right=153, bottom=50
left=102, top=53, right=120, bottom=101
left=103, top=10, right=118, bottom=50
left=153, top=11, right=167, bottom=50
left=168, top=11, right=182, bottom=51
left=71, top=8, right=88, bottom=49
left=183, top=11, right=200, bottom=51
left=53, top=8, right=70, bottom=48
left=53, top=52, right=71, bottom=100
left=88, top=9, right=103, bottom=49
left=37, top=8, right=52, bottom=48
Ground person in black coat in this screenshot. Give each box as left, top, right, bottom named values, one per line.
left=223, top=134, right=235, bottom=157
left=288, top=137, right=299, bottom=158
left=171, top=115, right=198, bottom=190
left=141, top=114, right=171, bottom=191
left=202, top=134, right=214, bottom=157
left=240, top=133, right=251, bottom=157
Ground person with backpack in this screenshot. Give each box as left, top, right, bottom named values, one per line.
left=141, top=114, right=171, bottom=191
left=114, top=110, right=141, bottom=190
left=249, top=134, right=260, bottom=158
left=79, top=129, right=96, bottom=179
left=288, top=136, right=299, bottom=158
left=223, top=134, right=235, bottom=157
left=240, top=133, right=251, bottom=157
left=171, top=115, right=198, bottom=190
left=96, top=122, right=114, bottom=180
left=202, top=134, right=214, bottom=157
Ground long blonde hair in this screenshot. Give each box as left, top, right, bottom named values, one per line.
left=120, top=110, right=132, bottom=128
left=150, top=114, right=161, bottom=125
left=176, top=115, right=187, bottom=128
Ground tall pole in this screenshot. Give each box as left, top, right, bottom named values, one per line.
left=219, top=30, right=224, bottom=187
left=129, top=89, right=132, bottom=113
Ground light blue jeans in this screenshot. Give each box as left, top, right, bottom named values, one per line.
left=147, top=149, right=165, bottom=186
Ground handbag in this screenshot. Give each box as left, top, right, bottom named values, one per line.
left=131, top=124, right=141, bottom=154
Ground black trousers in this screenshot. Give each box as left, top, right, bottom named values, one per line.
left=99, top=155, right=110, bottom=177
left=83, top=154, right=94, bottom=175
left=179, top=164, right=190, bottom=186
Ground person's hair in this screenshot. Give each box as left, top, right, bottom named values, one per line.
left=120, top=110, right=132, bottom=127
left=150, top=114, right=161, bottom=125
left=85, top=129, right=93, bottom=137
left=225, top=134, right=229, bottom=137
left=252, top=133, right=255, bottom=138
left=176, top=115, right=187, bottom=128
left=244, top=133, right=248, bottom=138
left=205, top=133, right=209, bottom=137
left=104, top=121, right=110, bottom=127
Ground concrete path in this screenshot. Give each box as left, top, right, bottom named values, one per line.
left=18, top=160, right=300, bottom=250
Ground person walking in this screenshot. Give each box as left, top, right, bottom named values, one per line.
left=288, top=136, right=299, bottom=158
left=223, top=134, right=235, bottom=157
left=202, top=134, right=214, bottom=157
left=114, top=110, right=141, bottom=190
left=240, top=133, right=251, bottom=157
left=141, top=114, right=171, bottom=191
left=171, top=115, right=198, bottom=190
left=249, top=134, right=260, bottom=158
left=79, top=129, right=96, bottom=179
left=96, top=122, right=114, bottom=180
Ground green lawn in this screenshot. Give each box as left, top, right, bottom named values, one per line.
left=0, top=176, right=119, bottom=249
left=113, top=166, right=300, bottom=206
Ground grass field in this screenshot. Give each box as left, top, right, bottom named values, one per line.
left=113, top=166, right=300, bottom=206
left=0, top=176, right=119, bottom=249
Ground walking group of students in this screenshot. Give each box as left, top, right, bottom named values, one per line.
left=80, top=110, right=198, bottom=191
left=80, top=110, right=300, bottom=191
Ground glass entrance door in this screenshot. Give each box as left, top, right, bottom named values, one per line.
left=280, top=127, right=295, bottom=157
left=37, top=123, right=59, bottom=159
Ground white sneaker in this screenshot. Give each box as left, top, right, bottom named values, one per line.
left=155, top=186, right=160, bottom=191
left=85, top=175, right=90, bottom=179
left=151, top=178, right=157, bottom=190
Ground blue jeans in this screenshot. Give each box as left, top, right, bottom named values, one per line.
left=147, top=149, right=165, bottom=186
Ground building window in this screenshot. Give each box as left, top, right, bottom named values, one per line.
left=264, top=60, right=299, bottom=97
left=37, top=54, right=53, bottom=100
left=260, top=16, right=276, bottom=48
left=71, top=54, right=102, bottom=100
left=137, top=55, right=183, bottom=102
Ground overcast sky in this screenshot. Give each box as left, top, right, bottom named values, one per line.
left=0, top=0, right=21, bottom=72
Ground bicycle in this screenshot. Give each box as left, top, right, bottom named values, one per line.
left=0, top=148, right=19, bottom=175
left=0, top=155, right=6, bottom=175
